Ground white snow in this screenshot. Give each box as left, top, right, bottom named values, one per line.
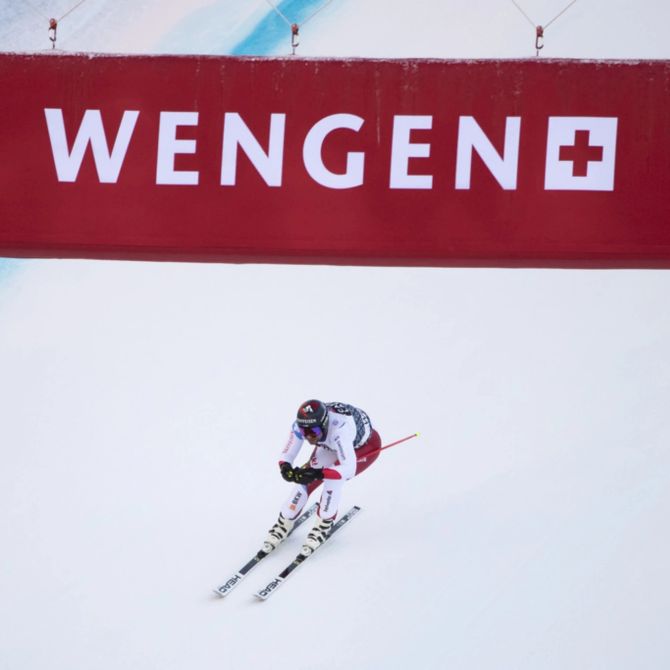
left=1, top=2, right=670, bottom=669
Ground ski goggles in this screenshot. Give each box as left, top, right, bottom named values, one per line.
left=299, top=425, right=323, bottom=440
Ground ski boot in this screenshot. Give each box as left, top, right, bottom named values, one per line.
left=262, top=513, right=295, bottom=553
left=301, top=516, right=334, bottom=555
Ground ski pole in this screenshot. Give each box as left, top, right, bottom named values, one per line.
left=380, top=432, right=419, bottom=452
left=356, top=432, right=419, bottom=463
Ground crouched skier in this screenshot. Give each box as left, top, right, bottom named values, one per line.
left=263, top=399, right=382, bottom=555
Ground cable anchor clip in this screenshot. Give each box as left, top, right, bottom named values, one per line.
left=535, top=25, right=544, bottom=55
left=49, top=18, right=58, bottom=49
left=291, top=23, right=300, bottom=55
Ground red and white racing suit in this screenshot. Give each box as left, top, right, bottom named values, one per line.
left=278, top=402, right=381, bottom=520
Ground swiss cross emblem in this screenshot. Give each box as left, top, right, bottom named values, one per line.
left=545, top=117, right=618, bottom=191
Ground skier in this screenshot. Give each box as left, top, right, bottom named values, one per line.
left=263, top=399, right=382, bottom=555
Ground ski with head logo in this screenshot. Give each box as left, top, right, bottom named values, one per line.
left=212, top=502, right=318, bottom=598
left=253, top=505, right=361, bottom=601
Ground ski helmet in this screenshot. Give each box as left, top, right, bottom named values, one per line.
left=296, top=399, right=329, bottom=440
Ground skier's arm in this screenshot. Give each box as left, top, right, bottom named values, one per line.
left=278, top=423, right=304, bottom=469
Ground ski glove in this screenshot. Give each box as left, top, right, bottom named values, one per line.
left=279, top=461, right=295, bottom=482
left=280, top=462, right=324, bottom=485
left=291, top=466, right=324, bottom=485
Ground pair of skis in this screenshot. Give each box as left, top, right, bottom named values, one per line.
left=213, top=432, right=417, bottom=600
left=213, top=503, right=361, bottom=601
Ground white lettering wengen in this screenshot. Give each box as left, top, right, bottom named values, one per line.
left=43, top=110, right=617, bottom=192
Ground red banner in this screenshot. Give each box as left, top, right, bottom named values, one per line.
left=1, top=53, right=669, bottom=267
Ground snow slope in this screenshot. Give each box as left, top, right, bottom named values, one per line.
left=2, top=2, right=670, bottom=669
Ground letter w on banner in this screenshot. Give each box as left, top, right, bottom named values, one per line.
left=44, top=108, right=139, bottom=183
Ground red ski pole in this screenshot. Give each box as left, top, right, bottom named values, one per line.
left=356, top=432, right=419, bottom=463
left=380, top=432, right=419, bottom=452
